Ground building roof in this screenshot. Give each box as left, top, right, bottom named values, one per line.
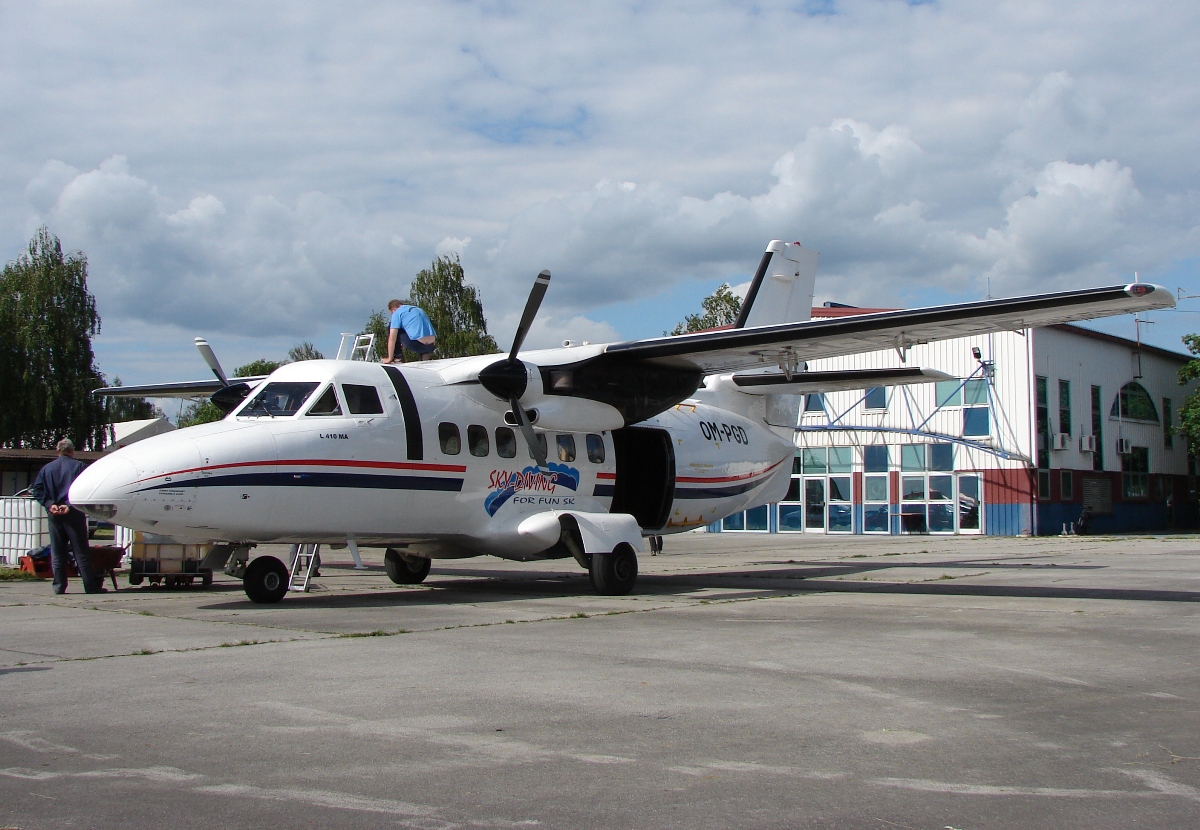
left=0, top=448, right=105, bottom=464
left=1049, top=324, right=1193, bottom=363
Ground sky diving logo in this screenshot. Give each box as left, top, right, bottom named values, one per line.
left=484, top=463, right=580, bottom=516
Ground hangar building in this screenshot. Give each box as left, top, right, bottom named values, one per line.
left=716, top=306, right=1197, bottom=536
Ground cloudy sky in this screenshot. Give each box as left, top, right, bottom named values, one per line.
left=2, top=1, right=1198, bottom=387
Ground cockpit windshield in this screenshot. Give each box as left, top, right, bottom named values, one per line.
left=239, top=382, right=320, bottom=417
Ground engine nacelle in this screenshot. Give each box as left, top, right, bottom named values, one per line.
left=611, top=401, right=795, bottom=534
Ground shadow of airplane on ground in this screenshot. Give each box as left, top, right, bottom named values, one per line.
left=188, top=557, right=1200, bottom=611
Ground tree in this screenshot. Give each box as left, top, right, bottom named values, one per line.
left=1177, top=334, right=1200, bottom=454
left=360, top=309, right=389, bottom=360
left=288, top=341, right=323, bottom=362
left=177, top=399, right=224, bottom=428
left=668, top=283, right=743, bottom=336
left=408, top=254, right=498, bottom=358
left=234, top=358, right=283, bottom=378
left=0, top=227, right=107, bottom=449
left=105, top=378, right=161, bottom=423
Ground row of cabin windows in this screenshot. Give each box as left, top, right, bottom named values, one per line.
left=438, top=423, right=606, bottom=464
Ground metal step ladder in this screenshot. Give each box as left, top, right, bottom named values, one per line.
left=335, top=332, right=377, bottom=362
left=289, top=543, right=320, bottom=592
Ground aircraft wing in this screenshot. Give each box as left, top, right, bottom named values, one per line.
left=96, top=376, right=268, bottom=399
left=599, top=284, right=1173, bottom=374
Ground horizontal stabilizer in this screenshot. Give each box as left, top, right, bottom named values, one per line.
left=731, top=367, right=952, bottom=395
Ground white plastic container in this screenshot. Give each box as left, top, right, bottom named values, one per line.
left=0, top=497, right=50, bottom=566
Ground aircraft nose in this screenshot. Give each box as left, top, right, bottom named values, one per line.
left=70, top=456, right=139, bottom=523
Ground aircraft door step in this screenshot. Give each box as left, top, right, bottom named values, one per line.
left=289, top=543, right=321, bottom=592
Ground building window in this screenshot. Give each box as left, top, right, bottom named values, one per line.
left=863, top=445, right=888, bottom=472
left=1164, top=398, right=1174, bottom=448
left=1036, top=376, right=1050, bottom=470
left=1038, top=470, right=1051, bottom=500
left=1060, top=470, right=1074, bottom=501
left=936, top=380, right=962, bottom=407
left=828, top=447, right=853, bottom=473
left=802, top=448, right=827, bottom=474
left=1110, top=382, right=1159, bottom=422
left=963, top=407, right=990, bottom=436
left=1058, top=380, right=1071, bottom=436
left=901, top=444, right=925, bottom=472
left=928, top=443, right=954, bottom=471
left=1122, top=447, right=1150, bottom=499
left=864, top=386, right=887, bottom=410
left=1091, top=385, right=1104, bottom=472
left=804, top=393, right=825, bottom=412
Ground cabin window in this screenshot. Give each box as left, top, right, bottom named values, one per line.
left=586, top=433, right=605, bottom=463
left=438, top=423, right=461, bottom=455
left=556, top=434, right=576, bottom=463
left=467, top=425, right=489, bottom=457
left=342, top=384, right=384, bottom=415
left=242, top=382, right=319, bottom=417
left=495, top=427, right=516, bottom=458
left=305, top=385, right=342, bottom=416
left=527, top=433, right=548, bottom=461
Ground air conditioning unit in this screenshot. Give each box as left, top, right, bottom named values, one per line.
left=1051, top=433, right=1070, bottom=451
left=1079, top=435, right=1097, bottom=453
left=1116, top=438, right=1132, bottom=455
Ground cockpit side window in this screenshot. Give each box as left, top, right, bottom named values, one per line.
left=240, top=382, right=320, bottom=417
left=305, top=385, right=343, bottom=417
left=342, top=384, right=384, bottom=415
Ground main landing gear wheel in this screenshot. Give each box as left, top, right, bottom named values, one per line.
left=243, top=556, right=289, bottom=603
left=384, top=548, right=431, bottom=585
left=590, top=543, right=638, bottom=596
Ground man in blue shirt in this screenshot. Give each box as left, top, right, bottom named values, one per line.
left=30, top=439, right=102, bottom=594
left=382, top=298, right=437, bottom=363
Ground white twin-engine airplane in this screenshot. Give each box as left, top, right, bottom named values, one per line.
left=72, top=241, right=1173, bottom=603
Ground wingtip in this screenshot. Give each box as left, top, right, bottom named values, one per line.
left=1125, top=283, right=1176, bottom=308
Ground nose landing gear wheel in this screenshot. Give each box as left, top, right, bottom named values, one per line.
left=384, top=548, right=432, bottom=584
left=243, top=556, right=289, bottom=603
left=590, top=543, right=638, bottom=595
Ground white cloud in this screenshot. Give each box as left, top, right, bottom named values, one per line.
left=1, top=0, right=1198, bottom=381
left=32, top=157, right=413, bottom=338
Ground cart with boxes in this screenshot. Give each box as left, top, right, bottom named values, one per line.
left=128, top=531, right=215, bottom=588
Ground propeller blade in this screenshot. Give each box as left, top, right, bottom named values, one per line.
left=508, top=270, right=551, bottom=361
left=195, top=337, right=229, bottom=387
left=511, top=397, right=548, bottom=469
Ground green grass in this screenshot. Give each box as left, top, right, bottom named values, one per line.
left=338, top=629, right=406, bottom=638
left=0, top=567, right=41, bottom=581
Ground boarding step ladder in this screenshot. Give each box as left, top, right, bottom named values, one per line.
left=289, top=543, right=320, bottom=592
left=335, top=332, right=377, bottom=362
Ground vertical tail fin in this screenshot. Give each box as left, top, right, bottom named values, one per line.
left=734, top=240, right=819, bottom=329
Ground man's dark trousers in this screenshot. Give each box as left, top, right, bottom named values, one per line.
left=49, top=507, right=97, bottom=593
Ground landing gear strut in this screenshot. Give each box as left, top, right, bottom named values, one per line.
left=590, top=543, right=638, bottom=595
left=384, top=548, right=431, bottom=584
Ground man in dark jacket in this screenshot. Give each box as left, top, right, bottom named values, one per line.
left=30, top=439, right=101, bottom=594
